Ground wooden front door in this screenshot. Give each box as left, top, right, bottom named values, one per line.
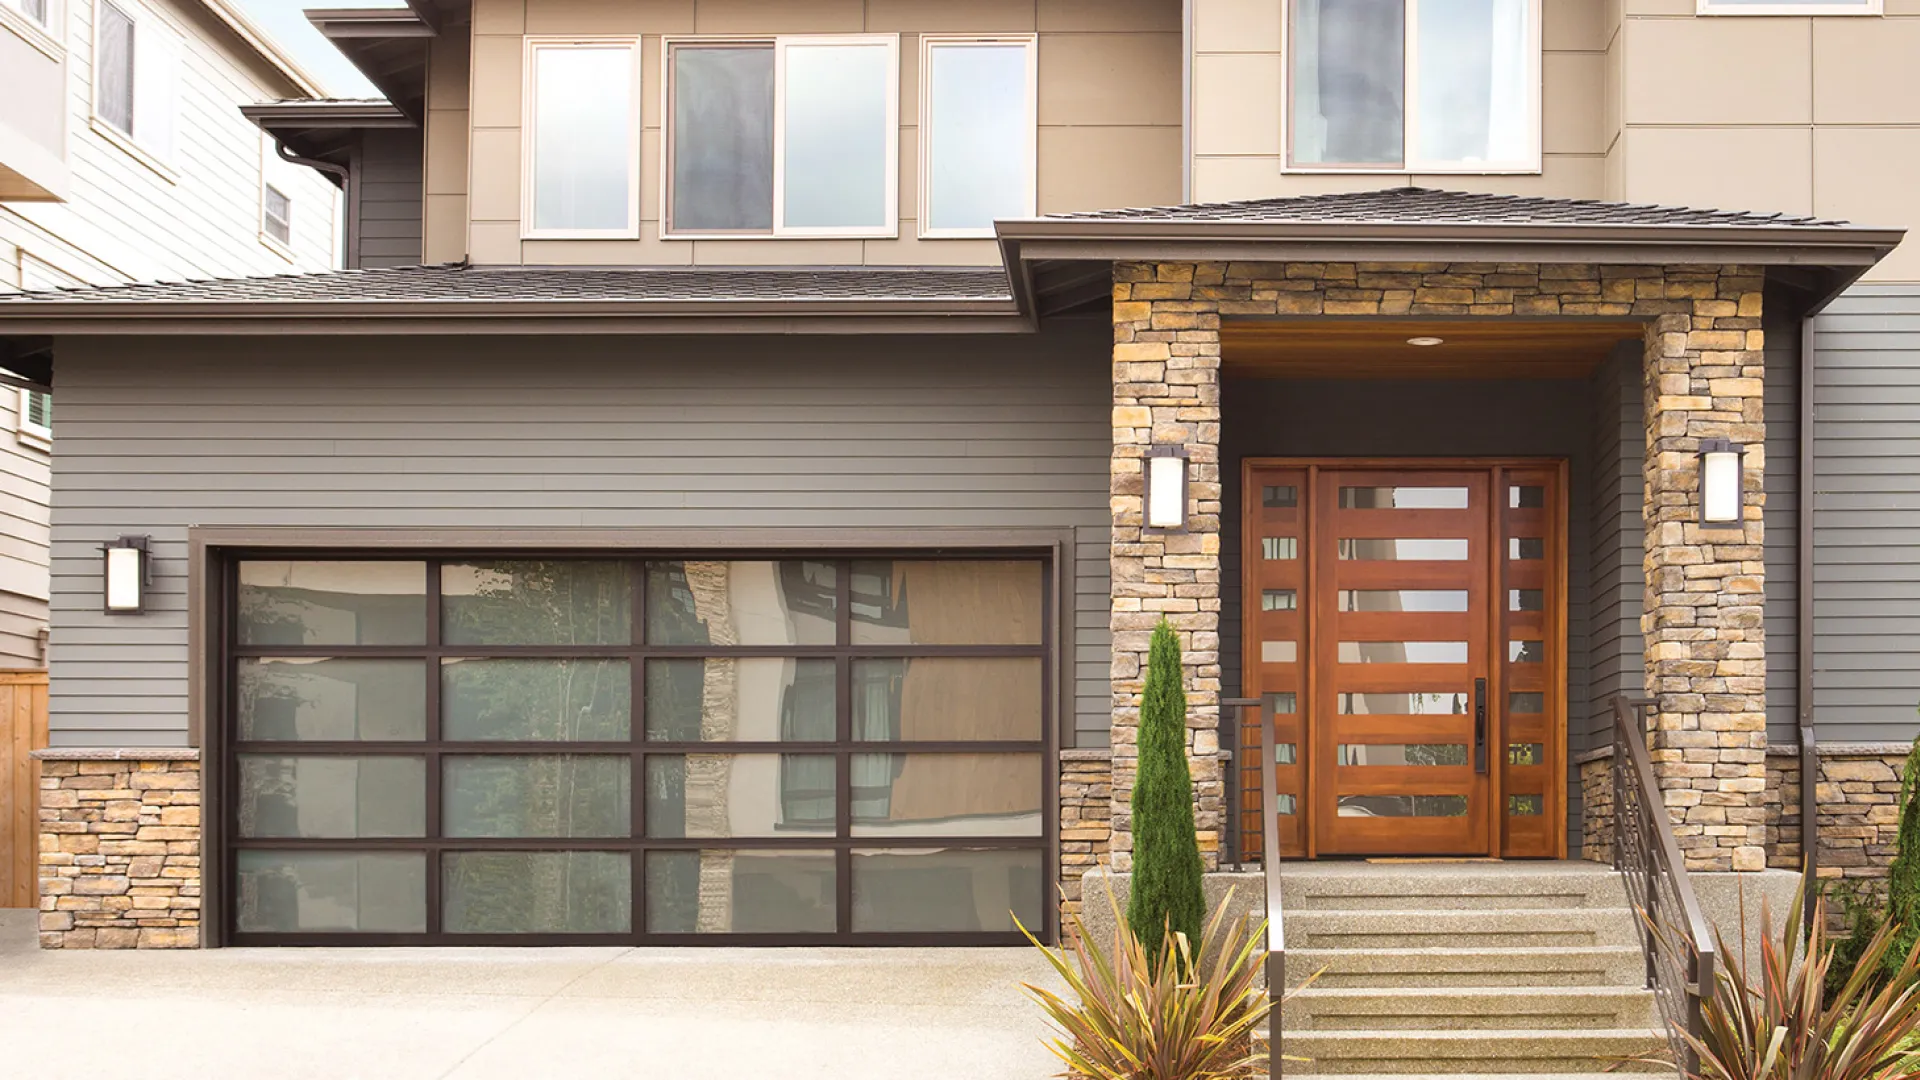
left=1242, top=460, right=1566, bottom=860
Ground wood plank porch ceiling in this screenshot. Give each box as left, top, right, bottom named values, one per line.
left=1220, top=318, right=1646, bottom=380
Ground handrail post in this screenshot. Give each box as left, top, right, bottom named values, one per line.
left=1226, top=694, right=1285, bottom=1080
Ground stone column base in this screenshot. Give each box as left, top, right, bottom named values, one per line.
left=1060, top=749, right=1113, bottom=932
left=1578, top=749, right=1616, bottom=863
left=35, top=748, right=201, bottom=949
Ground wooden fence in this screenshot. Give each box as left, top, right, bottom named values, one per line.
left=1, top=671, right=48, bottom=908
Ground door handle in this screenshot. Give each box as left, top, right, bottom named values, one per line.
left=1473, top=677, right=1488, bottom=775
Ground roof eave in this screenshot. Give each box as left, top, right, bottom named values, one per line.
left=193, top=0, right=329, bottom=98
left=242, top=102, right=415, bottom=128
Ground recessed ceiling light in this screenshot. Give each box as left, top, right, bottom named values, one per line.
left=1406, top=336, right=1445, bottom=347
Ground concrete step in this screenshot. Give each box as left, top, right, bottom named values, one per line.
left=1285, top=945, right=1647, bottom=989
left=1275, top=1028, right=1671, bottom=1074
left=1282, top=864, right=1629, bottom=912
left=1285, top=985, right=1659, bottom=1031
left=1285, top=908, right=1640, bottom=950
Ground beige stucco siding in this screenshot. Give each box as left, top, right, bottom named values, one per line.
left=433, top=0, right=1181, bottom=266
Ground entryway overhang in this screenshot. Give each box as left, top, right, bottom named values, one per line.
left=996, top=187, right=1906, bottom=319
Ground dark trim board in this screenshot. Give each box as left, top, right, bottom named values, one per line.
left=189, top=527, right=1075, bottom=948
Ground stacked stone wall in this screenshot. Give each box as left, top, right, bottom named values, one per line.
left=1766, top=745, right=1913, bottom=904
left=36, top=750, right=201, bottom=949
left=1060, top=749, right=1112, bottom=932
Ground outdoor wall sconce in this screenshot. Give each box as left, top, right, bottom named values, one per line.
left=1144, top=445, right=1190, bottom=532
left=1699, top=438, right=1746, bottom=526
left=103, top=535, right=150, bottom=614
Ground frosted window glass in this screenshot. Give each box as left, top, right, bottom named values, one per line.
left=781, top=42, right=890, bottom=229
left=1290, top=0, right=1403, bottom=165
left=531, top=46, right=634, bottom=232
left=925, top=43, right=1030, bottom=232
left=671, top=46, right=775, bottom=231
left=1415, top=0, right=1531, bottom=164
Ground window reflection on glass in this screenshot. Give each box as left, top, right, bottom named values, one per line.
left=1338, top=589, right=1468, bottom=612
left=644, top=658, right=835, bottom=742
left=924, top=41, right=1032, bottom=233
left=1262, top=485, right=1298, bottom=508
left=1507, top=743, right=1544, bottom=766
left=530, top=44, right=635, bottom=232
left=1508, top=589, right=1544, bottom=612
left=645, top=754, right=835, bottom=837
left=850, top=560, right=1042, bottom=645
left=852, top=657, right=1042, bottom=742
left=1414, top=0, right=1532, bottom=165
left=1509, top=537, right=1545, bottom=560
left=1275, top=742, right=1297, bottom=765
left=851, top=847, right=1042, bottom=933
left=238, top=658, right=426, bottom=741
left=1266, top=692, right=1297, bottom=715
left=645, top=561, right=837, bottom=646
left=848, top=753, right=1042, bottom=837
left=1262, top=590, right=1297, bottom=611
left=1274, top=793, right=1298, bottom=815
left=1507, top=794, right=1544, bottom=816
left=782, top=41, right=892, bottom=229
left=444, top=852, right=631, bottom=933
left=1262, top=537, right=1299, bottom=560
left=442, top=561, right=631, bottom=645
left=1339, top=691, right=1469, bottom=714
left=1338, top=538, right=1470, bottom=560
left=237, top=756, right=425, bottom=839
left=238, top=561, right=427, bottom=646
left=1509, top=691, right=1544, bottom=714
left=1337, top=793, right=1469, bottom=818
left=646, top=849, right=835, bottom=933
left=1262, top=640, right=1298, bottom=663
left=442, top=659, right=631, bottom=741
left=1508, top=640, right=1543, bottom=663
left=1337, top=641, right=1468, bottom=664
left=1338, top=486, right=1469, bottom=509
left=236, top=851, right=425, bottom=933
left=1509, top=485, right=1545, bottom=509
left=1338, top=743, right=1468, bottom=766
left=1290, top=0, right=1404, bottom=165
left=669, top=44, right=776, bottom=231
left=443, top=755, right=631, bottom=838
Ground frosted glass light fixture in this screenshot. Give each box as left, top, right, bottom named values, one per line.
left=1699, top=439, right=1745, bottom=525
left=1144, top=446, right=1189, bottom=532
left=103, top=535, right=149, bottom=614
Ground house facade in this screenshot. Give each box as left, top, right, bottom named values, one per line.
left=4, top=0, right=1919, bottom=951
left=0, top=0, right=342, bottom=670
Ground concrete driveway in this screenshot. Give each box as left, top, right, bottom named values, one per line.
left=0, top=910, right=1067, bottom=1079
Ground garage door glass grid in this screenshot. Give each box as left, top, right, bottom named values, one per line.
left=222, top=556, right=1050, bottom=945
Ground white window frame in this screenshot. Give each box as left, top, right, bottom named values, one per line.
left=917, top=35, right=1037, bottom=241
left=661, top=33, right=900, bottom=241
left=0, top=0, right=64, bottom=59
left=1698, top=0, right=1879, bottom=12
left=261, top=181, right=292, bottom=254
left=1281, top=0, right=1543, bottom=175
left=17, top=388, right=49, bottom=450
left=520, top=36, right=643, bottom=241
left=89, top=0, right=178, bottom=180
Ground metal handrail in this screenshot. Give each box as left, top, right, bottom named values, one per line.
left=1224, top=695, right=1286, bottom=1080
left=1611, top=695, right=1717, bottom=1075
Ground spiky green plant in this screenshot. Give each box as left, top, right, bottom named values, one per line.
left=1019, top=889, right=1288, bottom=1080
left=1885, top=734, right=1920, bottom=977
left=1661, top=888, right=1920, bottom=1080
left=1126, top=619, right=1206, bottom=969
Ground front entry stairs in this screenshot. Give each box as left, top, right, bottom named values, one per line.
left=1267, top=861, right=1670, bottom=1076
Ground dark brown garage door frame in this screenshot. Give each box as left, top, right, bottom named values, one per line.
left=188, top=527, right=1073, bottom=948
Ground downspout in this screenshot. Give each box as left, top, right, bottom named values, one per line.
left=272, top=141, right=355, bottom=269
left=1798, top=312, right=1819, bottom=916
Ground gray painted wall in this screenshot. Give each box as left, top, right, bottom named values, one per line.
left=1586, top=345, right=1642, bottom=747
left=1764, top=297, right=1801, bottom=743
left=355, top=128, right=424, bottom=269
left=48, top=326, right=1113, bottom=748
left=1812, top=284, right=1920, bottom=742
left=1220, top=376, right=1596, bottom=853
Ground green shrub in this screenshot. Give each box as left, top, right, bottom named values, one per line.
left=1827, top=732, right=1920, bottom=996
left=1126, top=619, right=1206, bottom=970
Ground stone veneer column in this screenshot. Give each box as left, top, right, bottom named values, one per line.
left=36, top=749, right=202, bottom=948
left=1642, top=268, right=1769, bottom=873
left=1109, top=261, right=1224, bottom=873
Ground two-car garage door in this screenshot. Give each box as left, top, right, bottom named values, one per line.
left=221, top=555, right=1051, bottom=945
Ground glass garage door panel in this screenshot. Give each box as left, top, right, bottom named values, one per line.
left=226, top=555, right=1051, bottom=944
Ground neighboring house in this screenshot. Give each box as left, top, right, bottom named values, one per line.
left=3, top=0, right=1920, bottom=968
left=0, top=0, right=342, bottom=668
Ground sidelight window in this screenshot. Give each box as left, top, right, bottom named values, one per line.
left=225, top=554, right=1048, bottom=943
left=1287, top=0, right=1540, bottom=173
left=666, top=35, right=899, bottom=237
left=522, top=37, right=642, bottom=238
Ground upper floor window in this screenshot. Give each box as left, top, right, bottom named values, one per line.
left=919, top=37, right=1036, bottom=238
left=5, top=0, right=54, bottom=31
left=93, top=0, right=179, bottom=165
left=262, top=183, right=292, bottom=248
left=522, top=37, right=641, bottom=239
left=1699, top=0, right=1878, bottom=11
left=665, top=35, right=899, bottom=238
left=1287, top=0, right=1540, bottom=173
left=18, top=387, right=50, bottom=449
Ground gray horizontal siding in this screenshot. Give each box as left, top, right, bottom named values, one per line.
left=355, top=128, right=422, bottom=268
left=1587, top=343, right=1642, bottom=748
left=49, top=327, right=1112, bottom=747
left=1764, top=300, right=1800, bottom=743
left=1812, top=284, right=1920, bottom=742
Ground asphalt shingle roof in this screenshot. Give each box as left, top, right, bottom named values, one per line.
left=1044, top=186, right=1851, bottom=229
left=0, top=264, right=1015, bottom=305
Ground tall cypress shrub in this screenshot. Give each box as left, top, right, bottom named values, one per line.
left=1126, top=619, right=1206, bottom=969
